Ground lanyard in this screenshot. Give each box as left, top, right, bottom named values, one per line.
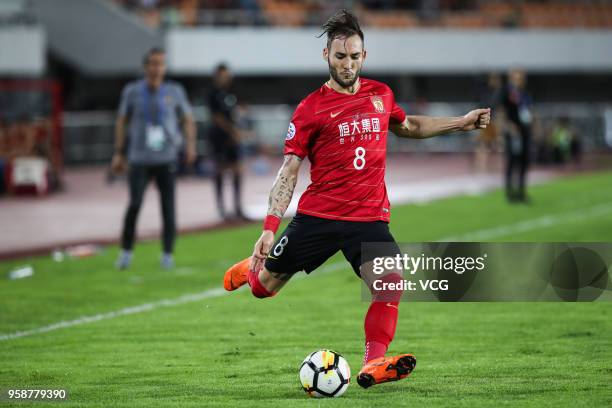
left=141, top=80, right=166, bottom=126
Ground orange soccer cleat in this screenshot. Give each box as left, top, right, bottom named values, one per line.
left=223, top=257, right=251, bottom=291
left=356, top=354, right=416, bottom=389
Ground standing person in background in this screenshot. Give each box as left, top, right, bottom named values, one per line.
left=208, top=63, right=247, bottom=221
left=474, top=73, right=501, bottom=172
left=500, top=69, right=533, bottom=203
left=111, top=47, right=196, bottom=270
left=551, top=116, right=575, bottom=165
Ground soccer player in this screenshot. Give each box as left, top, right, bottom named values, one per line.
left=223, top=10, right=490, bottom=388
left=208, top=63, right=247, bottom=220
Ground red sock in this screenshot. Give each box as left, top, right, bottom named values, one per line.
left=364, top=339, right=389, bottom=365
left=363, top=301, right=399, bottom=364
left=248, top=269, right=276, bottom=298
left=363, top=273, right=402, bottom=365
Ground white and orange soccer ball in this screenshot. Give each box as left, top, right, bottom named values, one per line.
left=299, top=349, right=350, bottom=398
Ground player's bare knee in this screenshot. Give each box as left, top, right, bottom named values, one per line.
left=360, top=260, right=404, bottom=303
left=259, top=267, right=292, bottom=293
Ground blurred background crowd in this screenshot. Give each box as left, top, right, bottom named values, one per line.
left=111, top=0, right=612, bottom=28
left=0, top=0, right=611, bottom=249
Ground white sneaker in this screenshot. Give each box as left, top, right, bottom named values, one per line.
left=115, top=250, right=132, bottom=270
left=161, top=253, right=174, bottom=270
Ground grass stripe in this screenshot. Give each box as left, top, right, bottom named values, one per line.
left=440, top=202, right=612, bottom=241
left=0, top=261, right=348, bottom=342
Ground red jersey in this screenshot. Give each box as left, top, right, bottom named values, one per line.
left=284, top=78, right=406, bottom=222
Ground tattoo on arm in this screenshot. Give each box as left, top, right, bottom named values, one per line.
left=268, top=154, right=302, bottom=218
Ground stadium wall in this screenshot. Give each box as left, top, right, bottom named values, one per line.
left=28, top=0, right=160, bottom=75
left=167, top=28, right=612, bottom=75
left=0, top=25, right=45, bottom=75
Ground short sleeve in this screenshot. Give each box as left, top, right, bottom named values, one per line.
left=389, top=89, right=406, bottom=124
left=283, top=100, right=316, bottom=159
left=118, top=83, right=133, bottom=117
left=174, top=84, right=193, bottom=117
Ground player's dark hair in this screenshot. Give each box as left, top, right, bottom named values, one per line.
left=214, top=63, right=229, bottom=74
left=318, top=10, right=364, bottom=49
left=143, top=47, right=165, bottom=65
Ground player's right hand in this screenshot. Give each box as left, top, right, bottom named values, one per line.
left=111, top=153, right=127, bottom=174
left=251, top=230, right=275, bottom=273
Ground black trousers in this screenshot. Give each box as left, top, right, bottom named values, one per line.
left=121, top=163, right=176, bottom=253
left=210, top=132, right=242, bottom=216
left=504, top=129, right=531, bottom=201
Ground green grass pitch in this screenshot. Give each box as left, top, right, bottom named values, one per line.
left=1, top=170, right=611, bottom=407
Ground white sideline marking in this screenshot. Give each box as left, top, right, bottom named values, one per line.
left=0, top=288, right=226, bottom=341
left=439, top=202, right=612, bottom=242
left=0, top=262, right=347, bottom=342
left=2, top=202, right=610, bottom=342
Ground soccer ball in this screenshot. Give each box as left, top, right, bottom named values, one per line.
left=299, top=349, right=350, bottom=398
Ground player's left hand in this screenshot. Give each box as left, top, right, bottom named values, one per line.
left=250, top=230, right=275, bottom=273
left=461, top=108, right=491, bottom=131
